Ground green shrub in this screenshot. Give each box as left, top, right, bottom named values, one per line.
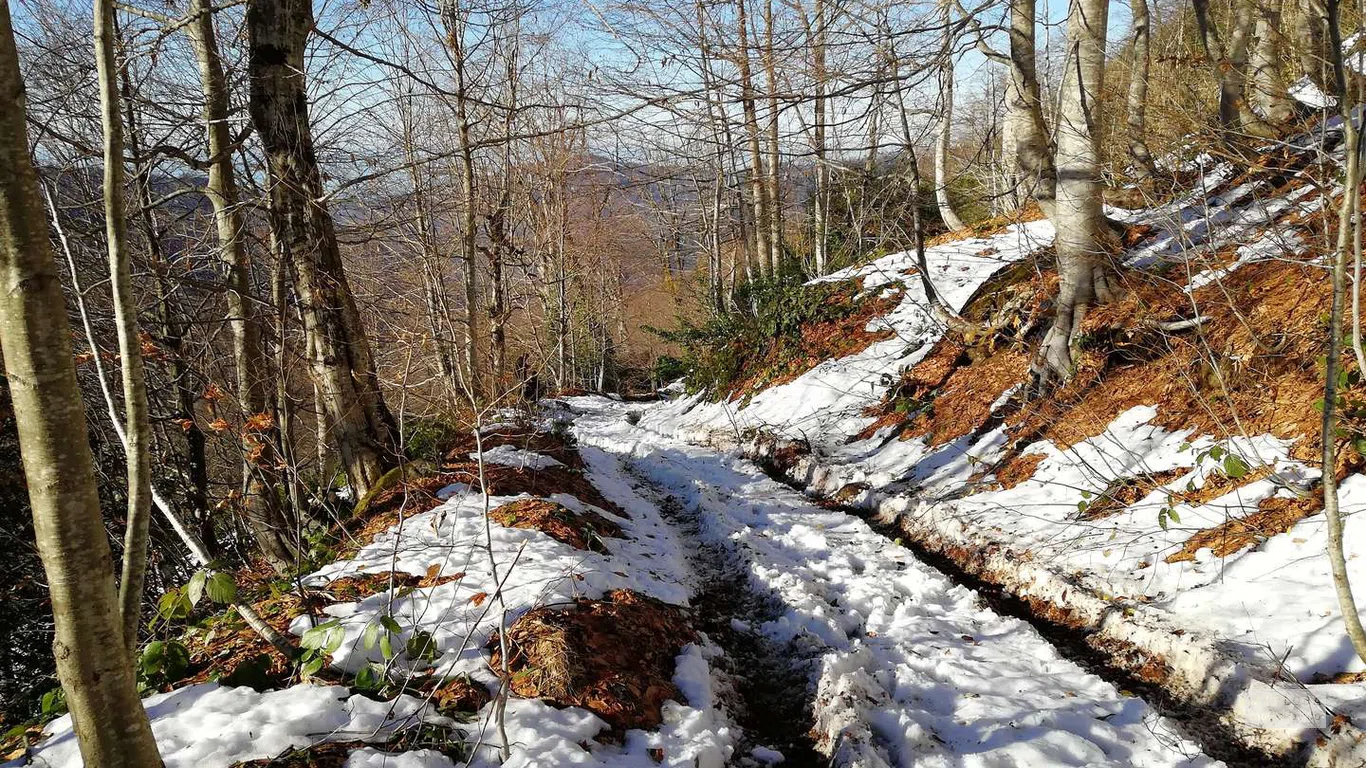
left=650, top=264, right=868, bottom=397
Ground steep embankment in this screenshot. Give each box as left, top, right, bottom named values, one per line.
left=643, top=120, right=1366, bottom=764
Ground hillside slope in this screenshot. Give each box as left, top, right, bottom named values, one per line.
left=641, top=118, right=1366, bottom=761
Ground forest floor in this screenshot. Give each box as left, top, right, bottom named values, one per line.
left=12, top=105, right=1366, bottom=768
left=4, top=395, right=1230, bottom=768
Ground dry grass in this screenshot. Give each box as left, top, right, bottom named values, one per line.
left=994, top=452, right=1047, bottom=490
left=489, top=498, right=623, bottom=552
left=445, top=425, right=586, bottom=470
left=489, top=589, right=696, bottom=733
left=925, top=201, right=1046, bottom=247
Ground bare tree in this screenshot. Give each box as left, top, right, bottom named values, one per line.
left=1125, top=0, right=1156, bottom=180
left=1032, top=0, right=1113, bottom=389
left=94, top=0, right=153, bottom=652
left=935, top=0, right=966, bottom=230
left=246, top=0, right=399, bottom=498
left=1005, top=0, right=1057, bottom=216
left=187, top=0, right=296, bottom=569
left=0, top=3, right=161, bottom=761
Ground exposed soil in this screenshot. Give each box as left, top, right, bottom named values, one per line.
left=488, top=588, right=696, bottom=733
left=489, top=498, right=622, bottom=552
left=634, top=476, right=825, bottom=767
left=436, top=461, right=630, bottom=519
left=925, top=200, right=1046, bottom=247
left=445, top=425, right=586, bottom=470
left=1078, top=469, right=1189, bottom=521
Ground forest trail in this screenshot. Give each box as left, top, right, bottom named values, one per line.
left=566, top=395, right=1221, bottom=768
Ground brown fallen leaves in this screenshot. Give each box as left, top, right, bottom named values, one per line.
left=1166, top=491, right=1321, bottom=563
left=490, top=498, right=622, bottom=552
left=489, top=589, right=697, bottom=733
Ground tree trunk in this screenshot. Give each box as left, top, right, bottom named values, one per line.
left=95, top=0, right=153, bottom=654
left=441, top=1, right=484, bottom=403
left=1005, top=0, right=1057, bottom=216
left=736, top=0, right=771, bottom=277
left=0, top=5, right=162, bottom=761
left=187, top=0, right=295, bottom=569
left=1033, top=0, right=1114, bottom=389
left=811, top=0, right=829, bottom=275
left=1126, top=0, right=1156, bottom=179
left=762, top=0, right=783, bottom=270
left=935, top=0, right=966, bottom=230
left=246, top=0, right=398, bottom=500
left=1195, top=0, right=1275, bottom=137
left=1291, top=0, right=1336, bottom=96
left=115, top=48, right=218, bottom=560
left=1320, top=0, right=1366, bottom=666
left=1250, top=0, right=1295, bottom=126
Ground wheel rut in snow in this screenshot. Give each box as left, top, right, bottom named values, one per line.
left=629, top=474, right=825, bottom=768
left=751, top=457, right=1295, bottom=768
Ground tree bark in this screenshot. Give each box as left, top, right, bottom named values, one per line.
left=1320, top=0, right=1366, bottom=665
left=95, top=0, right=153, bottom=654
left=935, top=0, right=966, bottom=230
left=1005, top=0, right=1057, bottom=216
left=246, top=0, right=398, bottom=500
left=1250, top=0, right=1295, bottom=126
left=1126, top=0, right=1156, bottom=179
left=1291, top=0, right=1336, bottom=96
left=762, top=0, right=783, bottom=270
left=1033, top=0, right=1114, bottom=389
left=736, top=0, right=771, bottom=277
left=0, top=4, right=162, bottom=761
left=189, top=0, right=295, bottom=568
left=811, top=0, right=829, bottom=274
left=1195, top=0, right=1275, bottom=138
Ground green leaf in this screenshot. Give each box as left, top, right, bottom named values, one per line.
left=301, top=655, right=325, bottom=676
left=186, top=570, right=208, bottom=606
left=40, top=687, right=66, bottom=717
left=206, top=572, right=237, bottom=604
left=1168, top=508, right=1181, bottom=524
left=156, top=589, right=191, bottom=621
left=354, top=664, right=381, bottom=691
left=141, top=640, right=166, bottom=675
left=301, top=619, right=342, bottom=651
left=363, top=622, right=381, bottom=651
left=380, top=633, right=394, bottom=661
left=380, top=615, right=402, bottom=634
left=406, top=630, right=438, bottom=662
left=1080, top=490, right=1092, bottom=500
left=1223, top=454, right=1249, bottom=479
left=1158, top=511, right=1169, bottom=531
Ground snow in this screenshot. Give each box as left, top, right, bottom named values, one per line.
left=12, top=684, right=450, bottom=768
left=650, top=218, right=1056, bottom=448
left=468, top=444, right=563, bottom=470
left=568, top=396, right=1218, bottom=767
left=1290, top=76, right=1336, bottom=109
left=11, top=440, right=739, bottom=768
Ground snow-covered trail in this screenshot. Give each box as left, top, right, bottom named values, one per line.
left=565, top=395, right=1220, bottom=768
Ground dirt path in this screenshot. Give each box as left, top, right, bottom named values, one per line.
left=568, top=395, right=1221, bottom=768
left=629, top=476, right=826, bottom=767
